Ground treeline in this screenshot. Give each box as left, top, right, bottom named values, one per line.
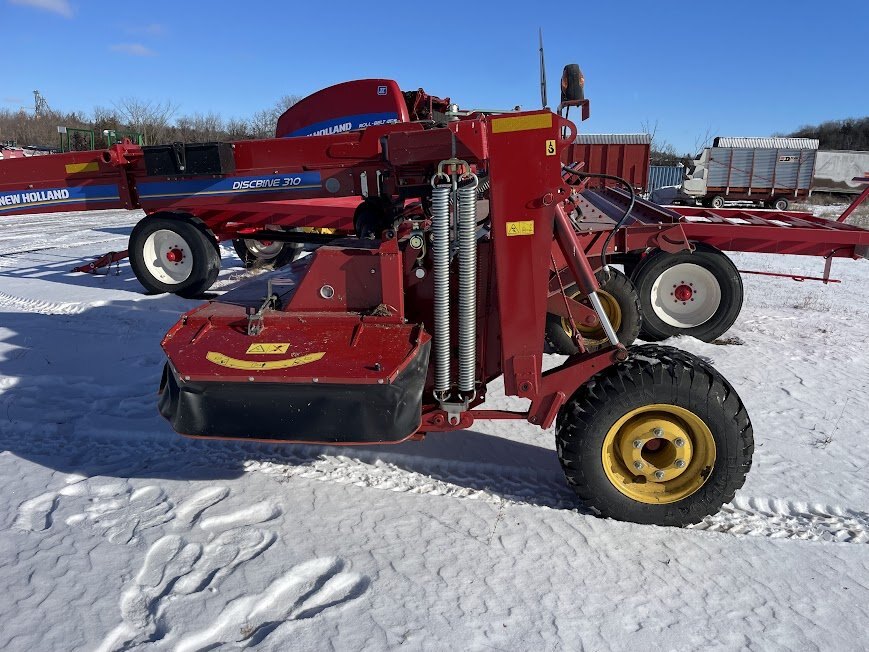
left=787, top=117, right=869, bottom=151
left=0, top=95, right=300, bottom=150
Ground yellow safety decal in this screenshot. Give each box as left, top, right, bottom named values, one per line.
left=491, top=113, right=552, bottom=134
left=246, top=343, right=290, bottom=354
left=65, top=162, right=99, bottom=174
left=506, top=220, right=535, bottom=237
left=206, top=351, right=325, bottom=371
left=545, top=139, right=557, bottom=156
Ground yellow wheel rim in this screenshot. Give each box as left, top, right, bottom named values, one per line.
left=601, top=404, right=716, bottom=504
left=561, top=289, right=622, bottom=347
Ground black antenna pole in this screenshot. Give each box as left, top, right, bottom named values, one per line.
left=539, top=28, right=548, bottom=109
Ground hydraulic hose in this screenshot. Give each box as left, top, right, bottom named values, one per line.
left=562, top=165, right=636, bottom=270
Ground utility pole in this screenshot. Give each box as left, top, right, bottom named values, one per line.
left=33, top=90, right=49, bottom=118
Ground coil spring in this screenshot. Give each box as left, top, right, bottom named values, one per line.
left=431, top=183, right=451, bottom=395
left=457, top=181, right=478, bottom=394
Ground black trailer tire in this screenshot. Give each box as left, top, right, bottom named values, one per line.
left=556, top=344, right=753, bottom=526
left=621, top=254, right=642, bottom=279
left=631, top=244, right=743, bottom=342
left=129, top=215, right=221, bottom=297
left=773, top=197, right=790, bottom=211
left=546, top=268, right=641, bottom=354
left=710, top=195, right=726, bottom=209
left=232, top=235, right=302, bottom=269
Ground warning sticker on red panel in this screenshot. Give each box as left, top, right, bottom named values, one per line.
left=506, top=221, right=535, bottom=236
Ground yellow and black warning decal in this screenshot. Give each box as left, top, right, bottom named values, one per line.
left=506, top=220, right=535, bottom=236
left=245, top=343, right=290, bottom=354
left=545, top=139, right=557, bottom=155
left=491, top=113, right=552, bottom=134
left=206, top=351, right=324, bottom=371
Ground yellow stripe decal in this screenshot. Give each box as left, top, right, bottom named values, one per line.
left=206, top=351, right=325, bottom=371
left=65, top=162, right=100, bottom=174
left=491, top=113, right=552, bottom=134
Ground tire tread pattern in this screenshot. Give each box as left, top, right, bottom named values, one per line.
left=556, top=344, right=753, bottom=526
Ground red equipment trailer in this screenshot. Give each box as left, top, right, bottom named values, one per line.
left=541, top=184, right=869, bottom=349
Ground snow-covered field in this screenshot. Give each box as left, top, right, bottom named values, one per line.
left=1, top=208, right=868, bottom=651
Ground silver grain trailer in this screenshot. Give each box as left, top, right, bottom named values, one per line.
left=652, top=137, right=818, bottom=210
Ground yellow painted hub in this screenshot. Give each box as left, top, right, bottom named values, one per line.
left=561, top=289, right=622, bottom=346
left=601, top=404, right=716, bottom=504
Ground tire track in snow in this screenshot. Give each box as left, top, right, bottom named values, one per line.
left=0, top=291, right=91, bottom=315
left=693, top=495, right=869, bottom=544
left=7, top=428, right=869, bottom=545
left=245, top=453, right=869, bottom=544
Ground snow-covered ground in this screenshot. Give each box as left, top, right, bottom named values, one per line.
left=1, top=208, right=868, bottom=651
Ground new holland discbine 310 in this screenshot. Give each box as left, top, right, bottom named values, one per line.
left=1, top=66, right=867, bottom=526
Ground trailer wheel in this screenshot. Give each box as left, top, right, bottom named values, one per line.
left=129, top=216, right=221, bottom=298
left=631, top=245, right=742, bottom=342
left=232, top=234, right=302, bottom=269
left=710, top=195, right=726, bottom=209
left=772, top=197, right=790, bottom=211
left=556, top=344, right=753, bottom=526
left=546, top=268, right=641, bottom=354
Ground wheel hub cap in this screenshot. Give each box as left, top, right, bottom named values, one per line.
left=618, top=416, right=694, bottom=483
left=602, top=404, right=716, bottom=504
left=142, top=229, right=194, bottom=285
left=649, top=262, right=722, bottom=329
left=673, top=283, right=694, bottom=302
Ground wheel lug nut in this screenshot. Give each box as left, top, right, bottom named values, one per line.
left=633, top=439, right=643, bottom=448
left=654, top=470, right=665, bottom=480
left=674, top=438, right=685, bottom=447
left=674, top=459, right=686, bottom=468
left=653, top=427, right=663, bottom=437
left=633, top=461, right=644, bottom=470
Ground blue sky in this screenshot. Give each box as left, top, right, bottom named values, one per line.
left=2, top=0, right=866, bottom=153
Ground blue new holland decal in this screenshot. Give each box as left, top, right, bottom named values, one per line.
left=0, top=184, right=120, bottom=213
left=137, top=172, right=322, bottom=200
left=286, top=112, right=399, bottom=137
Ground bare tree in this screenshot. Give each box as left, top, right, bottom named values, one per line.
left=250, top=94, right=302, bottom=139
left=0, top=91, right=304, bottom=149
left=113, top=97, right=177, bottom=145
left=692, top=126, right=714, bottom=154
left=641, top=119, right=682, bottom=166
left=224, top=117, right=253, bottom=141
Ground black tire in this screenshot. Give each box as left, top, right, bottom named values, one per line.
left=129, top=215, right=221, bottom=298
left=710, top=195, right=726, bottom=209
left=772, top=197, right=790, bottom=211
left=632, top=244, right=743, bottom=342
left=232, top=237, right=302, bottom=269
left=621, top=254, right=642, bottom=279
left=546, top=268, right=642, bottom=354
left=556, top=344, right=753, bottom=526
